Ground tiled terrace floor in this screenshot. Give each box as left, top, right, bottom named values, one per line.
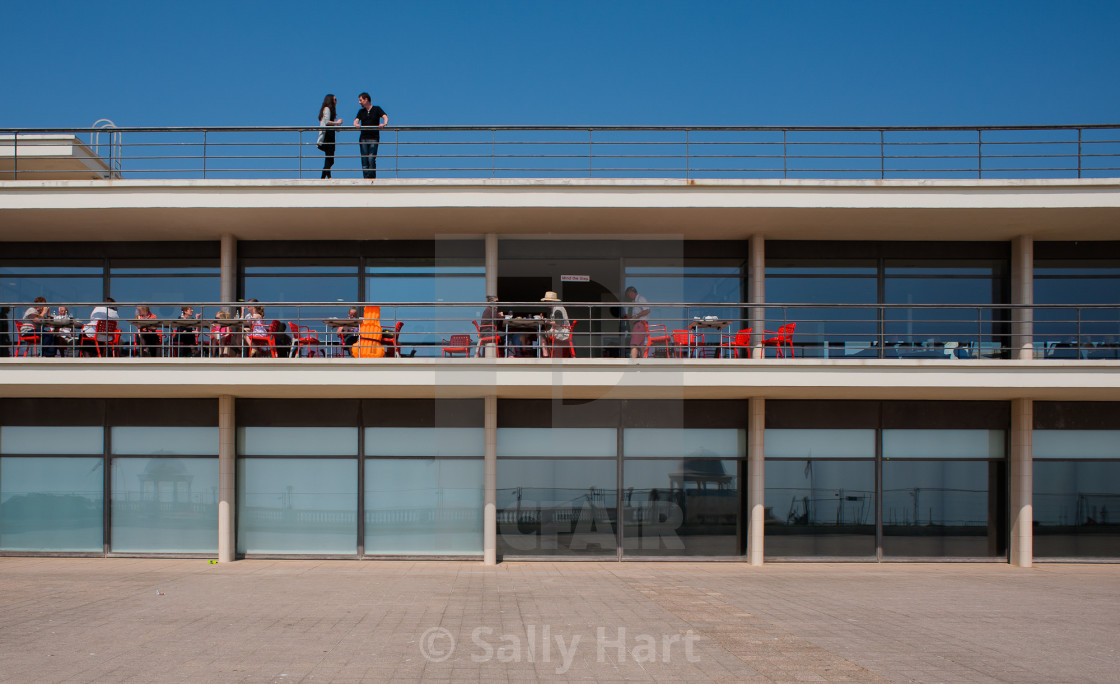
left=0, top=559, right=1117, bottom=683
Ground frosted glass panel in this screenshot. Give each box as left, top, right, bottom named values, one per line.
left=238, top=427, right=358, bottom=456
left=0, top=457, right=103, bottom=551
left=1035, top=430, right=1120, bottom=459
left=365, top=428, right=484, bottom=457
left=237, top=458, right=356, bottom=554
left=111, top=427, right=219, bottom=456
left=110, top=458, right=218, bottom=552
left=497, top=428, right=616, bottom=458
left=624, top=429, right=744, bottom=459
left=765, top=429, right=875, bottom=459
left=1, top=426, right=103, bottom=455
left=883, top=430, right=1003, bottom=460
left=364, top=459, right=483, bottom=554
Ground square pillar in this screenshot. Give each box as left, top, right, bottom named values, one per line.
left=218, top=394, right=236, bottom=563
left=1009, top=398, right=1032, bottom=567
left=484, top=394, right=497, bottom=565
left=747, top=397, right=765, bottom=565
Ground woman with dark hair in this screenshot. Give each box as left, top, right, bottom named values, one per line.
left=316, top=94, right=343, bottom=179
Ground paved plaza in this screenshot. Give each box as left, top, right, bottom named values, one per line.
left=0, top=559, right=1118, bottom=683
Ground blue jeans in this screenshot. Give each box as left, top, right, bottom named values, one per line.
left=359, top=140, right=379, bottom=178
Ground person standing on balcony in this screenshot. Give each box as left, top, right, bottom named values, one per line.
left=621, top=286, right=650, bottom=359
left=316, top=94, right=343, bottom=179
left=353, top=92, right=388, bottom=179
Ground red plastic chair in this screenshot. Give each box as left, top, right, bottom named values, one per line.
left=246, top=322, right=275, bottom=358
left=719, top=328, right=753, bottom=358
left=16, top=330, right=41, bottom=357
left=671, top=329, right=695, bottom=358
left=289, top=321, right=321, bottom=357
left=544, top=319, right=577, bottom=358
left=643, top=324, right=672, bottom=358
left=83, top=319, right=120, bottom=358
left=382, top=321, right=404, bottom=358
left=442, top=334, right=473, bottom=357
left=762, top=322, right=797, bottom=358
left=472, top=320, right=500, bottom=357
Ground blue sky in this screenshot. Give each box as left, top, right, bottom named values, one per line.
left=2, top=1, right=1118, bottom=129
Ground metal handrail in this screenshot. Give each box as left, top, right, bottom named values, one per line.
left=3, top=125, right=1118, bottom=181
left=4, top=300, right=1120, bottom=360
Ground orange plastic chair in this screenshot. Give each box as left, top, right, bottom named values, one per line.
left=442, top=333, right=473, bottom=357
left=352, top=306, right=385, bottom=358
left=762, top=322, right=797, bottom=358
left=719, top=328, right=753, bottom=358
left=671, top=329, right=694, bottom=358
left=643, top=324, right=672, bottom=358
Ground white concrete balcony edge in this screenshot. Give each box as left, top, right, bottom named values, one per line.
left=3, top=358, right=1120, bottom=401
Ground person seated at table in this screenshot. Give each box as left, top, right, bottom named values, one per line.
left=52, top=306, right=77, bottom=356
left=20, top=296, right=60, bottom=357
left=480, top=295, right=505, bottom=356
left=338, top=306, right=360, bottom=355
left=174, top=305, right=201, bottom=357
left=134, top=305, right=162, bottom=357
left=270, top=319, right=292, bottom=357
left=621, top=286, right=650, bottom=359
left=541, top=291, right=571, bottom=356
left=211, top=311, right=234, bottom=357
left=242, top=300, right=270, bottom=357
left=80, top=298, right=120, bottom=356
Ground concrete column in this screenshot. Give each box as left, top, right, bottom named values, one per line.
left=484, top=234, right=499, bottom=358
left=747, top=396, right=765, bottom=565
left=483, top=394, right=498, bottom=565
left=220, top=234, right=237, bottom=306
left=1009, top=398, right=1033, bottom=567
left=748, top=235, right=765, bottom=359
left=218, top=394, right=236, bottom=563
left=1012, top=235, right=1034, bottom=360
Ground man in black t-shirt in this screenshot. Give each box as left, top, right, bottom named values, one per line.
left=353, top=92, right=388, bottom=179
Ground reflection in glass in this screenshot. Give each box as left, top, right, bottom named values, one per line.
left=497, top=428, right=616, bottom=458
left=1035, top=430, right=1120, bottom=459
left=1034, top=461, right=1120, bottom=558
left=365, top=459, right=483, bottom=555
left=765, top=460, right=875, bottom=557
left=365, top=428, right=484, bottom=457
left=882, top=430, right=1003, bottom=459
left=766, top=429, right=875, bottom=459
left=238, top=427, right=358, bottom=456
left=0, top=457, right=103, bottom=551
left=497, top=459, right=616, bottom=557
left=622, top=459, right=739, bottom=556
left=110, top=458, right=218, bottom=553
left=111, top=427, right=218, bottom=456
left=1, top=426, right=104, bottom=455
left=623, top=429, right=744, bottom=459
left=237, top=458, right=357, bottom=554
left=882, top=460, right=1003, bottom=557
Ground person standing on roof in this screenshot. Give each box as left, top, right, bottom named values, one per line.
left=353, top=92, right=388, bottom=179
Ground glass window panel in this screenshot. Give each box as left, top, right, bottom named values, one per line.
left=765, top=275, right=877, bottom=305
left=1035, top=430, right=1120, bottom=459
left=0, top=456, right=103, bottom=551
left=497, top=459, right=617, bottom=557
left=238, top=427, right=358, bottom=456
left=110, top=457, right=218, bottom=553
left=882, top=460, right=1003, bottom=558
left=764, top=460, right=875, bottom=558
left=1, top=265, right=103, bottom=275
left=623, top=429, right=744, bottom=459
left=1, top=277, right=104, bottom=306
left=364, top=459, right=483, bottom=555
left=243, top=274, right=359, bottom=329
left=111, top=427, right=219, bottom=456
left=365, top=428, right=484, bottom=457
left=237, top=458, right=356, bottom=554
left=497, top=428, right=616, bottom=458
left=882, top=430, right=1004, bottom=460
left=766, top=259, right=877, bottom=276
left=765, top=429, right=875, bottom=459
left=366, top=273, right=486, bottom=357
left=109, top=275, right=220, bottom=310
left=1034, top=461, right=1120, bottom=558
left=1, top=426, right=104, bottom=455
left=622, top=459, right=739, bottom=556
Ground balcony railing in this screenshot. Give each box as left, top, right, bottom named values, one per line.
left=4, top=301, right=1119, bottom=360
left=2, top=125, right=1119, bottom=181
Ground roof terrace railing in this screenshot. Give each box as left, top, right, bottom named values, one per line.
left=2, top=125, right=1119, bottom=181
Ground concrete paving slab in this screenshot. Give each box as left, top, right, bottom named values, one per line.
left=0, top=560, right=1117, bottom=682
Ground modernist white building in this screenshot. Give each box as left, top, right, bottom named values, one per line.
left=2, top=125, right=1119, bottom=565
